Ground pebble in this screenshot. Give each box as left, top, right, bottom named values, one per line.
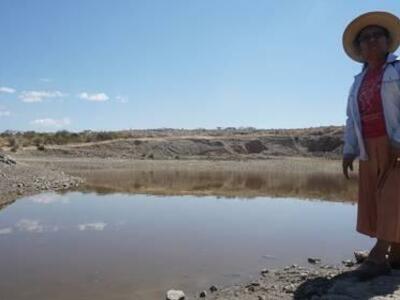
left=209, top=285, right=218, bottom=293
left=199, top=290, right=207, bottom=298
left=354, top=250, right=368, bottom=264
left=166, top=289, right=185, bottom=300
left=260, top=268, right=269, bottom=276
left=342, top=260, right=355, bottom=267
left=308, top=257, right=322, bottom=264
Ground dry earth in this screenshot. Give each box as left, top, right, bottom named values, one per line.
left=10, top=126, right=344, bottom=161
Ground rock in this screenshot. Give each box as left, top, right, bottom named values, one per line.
left=341, top=259, right=355, bottom=267
left=199, top=290, right=207, bottom=298
left=354, top=250, right=368, bottom=264
left=261, top=268, right=269, bottom=276
left=258, top=296, right=266, bottom=300
left=283, top=284, right=296, bottom=293
left=209, top=285, right=218, bottom=293
left=300, top=272, right=309, bottom=280
left=308, top=257, right=321, bottom=264
left=166, top=289, right=185, bottom=300
left=0, top=153, right=16, bottom=165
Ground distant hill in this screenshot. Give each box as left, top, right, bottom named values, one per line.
left=3, top=126, right=345, bottom=160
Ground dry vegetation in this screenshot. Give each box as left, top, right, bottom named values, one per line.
left=0, top=126, right=344, bottom=148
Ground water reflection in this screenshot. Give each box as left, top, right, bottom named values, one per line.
left=0, top=192, right=370, bottom=300
left=73, top=168, right=357, bottom=202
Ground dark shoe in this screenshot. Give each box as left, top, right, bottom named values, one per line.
left=354, top=260, right=391, bottom=281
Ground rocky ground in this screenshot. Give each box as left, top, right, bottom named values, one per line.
left=0, top=153, right=82, bottom=208
left=170, top=253, right=400, bottom=300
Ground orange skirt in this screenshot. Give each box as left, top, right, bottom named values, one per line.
left=357, top=135, right=400, bottom=243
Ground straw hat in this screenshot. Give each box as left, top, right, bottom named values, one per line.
left=343, top=11, right=400, bottom=62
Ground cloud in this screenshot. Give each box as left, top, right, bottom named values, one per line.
left=31, top=117, right=71, bottom=128
left=0, top=228, right=13, bottom=235
left=19, top=90, right=66, bottom=103
left=29, top=193, right=69, bottom=204
left=0, top=110, right=10, bottom=117
left=0, top=86, right=16, bottom=94
left=78, top=92, right=109, bottom=102
left=115, top=96, right=128, bottom=103
left=39, top=78, right=52, bottom=82
left=78, top=222, right=107, bottom=231
left=16, top=219, right=44, bottom=233
left=16, top=219, right=58, bottom=233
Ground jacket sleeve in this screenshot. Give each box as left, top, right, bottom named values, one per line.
left=391, top=61, right=400, bottom=149
left=343, top=84, right=359, bottom=159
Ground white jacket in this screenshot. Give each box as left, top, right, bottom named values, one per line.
left=343, top=53, right=400, bottom=160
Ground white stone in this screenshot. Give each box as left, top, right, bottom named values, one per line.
left=166, top=289, right=185, bottom=300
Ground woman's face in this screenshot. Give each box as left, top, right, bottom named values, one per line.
left=357, top=25, right=390, bottom=63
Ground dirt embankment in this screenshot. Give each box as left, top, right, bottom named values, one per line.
left=13, top=126, right=344, bottom=160
left=0, top=153, right=82, bottom=208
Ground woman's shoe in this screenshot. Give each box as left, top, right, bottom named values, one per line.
left=354, top=259, right=391, bottom=281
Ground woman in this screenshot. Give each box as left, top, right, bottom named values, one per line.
left=342, top=11, right=400, bottom=280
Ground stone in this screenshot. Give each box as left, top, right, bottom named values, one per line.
left=0, top=153, right=16, bottom=165
left=209, top=285, right=218, bottom=293
left=300, top=272, right=309, bottom=280
left=354, top=250, right=368, bottom=264
left=166, top=289, right=185, bottom=300
left=342, top=260, right=355, bottom=267
left=308, top=257, right=321, bottom=264
left=199, top=290, right=207, bottom=298
left=283, top=284, right=296, bottom=293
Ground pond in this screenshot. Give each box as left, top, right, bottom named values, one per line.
left=0, top=188, right=371, bottom=300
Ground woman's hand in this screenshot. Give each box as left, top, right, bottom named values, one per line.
left=342, top=156, right=356, bottom=179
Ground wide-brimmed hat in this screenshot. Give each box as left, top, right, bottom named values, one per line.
left=343, top=11, right=400, bottom=62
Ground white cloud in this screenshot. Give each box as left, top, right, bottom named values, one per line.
left=15, top=219, right=58, bottom=233
left=19, top=90, right=66, bottom=103
left=0, top=110, right=10, bottom=117
left=16, top=219, right=44, bottom=233
left=0, top=228, right=13, bottom=235
left=116, top=96, right=128, bottom=103
left=78, top=222, right=107, bottom=231
left=39, top=78, right=52, bottom=82
left=78, top=92, right=109, bottom=102
left=0, top=86, right=16, bottom=94
left=29, top=193, right=69, bottom=204
left=31, top=117, right=71, bottom=128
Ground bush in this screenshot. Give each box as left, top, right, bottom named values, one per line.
left=36, top=144, right=46, bottom=151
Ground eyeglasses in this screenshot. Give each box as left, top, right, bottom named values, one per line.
left=357, top=31, right=387, bottom=44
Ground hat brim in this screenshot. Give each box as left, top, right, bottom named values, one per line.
left=343, top=11, right=400, bottom=62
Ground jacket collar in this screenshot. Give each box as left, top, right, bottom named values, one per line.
left=355, top=53, right=399, bottom=79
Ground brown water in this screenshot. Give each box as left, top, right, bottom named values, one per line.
left=0, top=187, right=372, bottom=300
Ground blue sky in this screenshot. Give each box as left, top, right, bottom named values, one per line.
left=0, top=1, right=399, bottom=132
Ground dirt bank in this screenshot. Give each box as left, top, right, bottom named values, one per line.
left=0, top=153, right=82, bottom=208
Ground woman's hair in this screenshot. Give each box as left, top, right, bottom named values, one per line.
left=353, top=25, right=390, bottom=48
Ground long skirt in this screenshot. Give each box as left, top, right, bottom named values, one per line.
left=357, top=135, right=400, bottom=243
